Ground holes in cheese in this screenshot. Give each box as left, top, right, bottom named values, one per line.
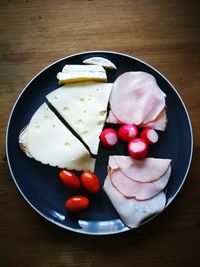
left=46, top=82, right=113, bottom=155
left=25, top=103, right=96, bottom=171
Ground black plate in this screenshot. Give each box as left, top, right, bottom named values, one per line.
left=6, top=51, right=193, bottom=235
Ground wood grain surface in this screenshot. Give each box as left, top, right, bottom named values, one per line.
left=0, top=0, right=199, bottom=266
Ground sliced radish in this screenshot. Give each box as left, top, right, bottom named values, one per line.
left=128, top=138, right=149, bottom=159
left=100, top=128, right=118, bottom=147
left=118, top=124, right=138, bottom=142
left=140, top=128, right=158, bottom=145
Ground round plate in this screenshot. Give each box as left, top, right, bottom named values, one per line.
left=6, top=51, right=193, bottom=235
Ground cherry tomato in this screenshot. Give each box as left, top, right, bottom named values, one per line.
left=65, top=195, right=90, bottom=212
left=81, top=171, right=100, bottom=193
left=59, top=170, right=81, bottom=190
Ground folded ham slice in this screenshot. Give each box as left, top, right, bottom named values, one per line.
left=106, top=109, right=121, bottom=124
left=110, top=165, right=171, bottom=200
left=106, top=108, right=167, bottom=132
left=103, top=177, right=166, bottom=228
left=108, top=71, right=166, bottom=130
left=113, top=156, right=171, bottom=182
left=141, top=108, right=167, bottom=131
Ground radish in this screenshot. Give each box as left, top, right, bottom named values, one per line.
left=100, top=128, right=118, bottom=147
left=128, top=138, right=149, bottom=159
left=140, top=128, right=158, bottom=145
left=118, top=124, right=138, bottom=142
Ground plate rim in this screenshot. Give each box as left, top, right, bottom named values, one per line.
left=6, top=50, right=193, bottom=235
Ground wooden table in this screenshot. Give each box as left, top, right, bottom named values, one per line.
left=0, top=1, right=199, bottom=266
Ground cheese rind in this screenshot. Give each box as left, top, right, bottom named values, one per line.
left=26, top=103, right=95, bottom=171
left=57, top=65, right=107, bottom=84
left=46, top=82, right=113, bottom=155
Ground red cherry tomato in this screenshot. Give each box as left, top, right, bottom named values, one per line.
left=81, top=171, right=100, bottom=193
left=65, top=195, right=90, bottom=212
left=59, top=170, right=81, bottom=190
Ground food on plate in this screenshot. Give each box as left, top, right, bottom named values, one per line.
left=140, top=128, right=158, bottom=145
left=99, top=128, right=118, bottom=148
left=19, top=57, right=171, bottom=229
left=103, top=176, right=166, bottom=228
left=128, top=138, right=149, bottom=159
left=81, top=171, right=100, bottom=193
left=59, top=170, right=81, bottom=190
left=108, top=156, right=171, bottom=200
left=141, top=109, right=167, bottom=131
left=107, top=71, right=167, bottom=131
left=106, top=109, right=122, bottom=124
left=46, top=82, right=113, bottom=155
left=83, top=57, right=117, bottom=69
left=19, top=126, right=33, bottom=158
left=103, top=155, right=171, bottom=227
left=118, top=124, right=138, bottom=142
left=19, top=103, right=95, bottom=171
left=57, top=65, right=107, bottom=84
left=65, top=195, right=90, bottom=212
left=112, top=156, right=171, bottom=182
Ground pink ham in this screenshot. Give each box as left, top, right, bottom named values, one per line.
left=110, top=165, right=171, bottom=200
left=106, top=109, right=122, bottom=124
left=141, top=108, right=167, bottom=131
left=113, top=156, right=171, bottom=183
left=109, top=72, right=166, bottom=126
left=103, top=176, right=166, bottom=228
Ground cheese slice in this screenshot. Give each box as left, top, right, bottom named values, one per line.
left=46, top=82, right=113, bottom=155
left=19, top=126, right=33, bottom=158
left=83, top=57, right=117, bottom=69
left=57, top=65, right=107, bottom=84
left=26, top=103, right=95, bottom=171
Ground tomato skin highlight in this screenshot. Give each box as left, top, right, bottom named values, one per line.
left=59, top=170, right=81, bottom=190
left=65, top=195, right=90, bottom=212
left=81, top=171, right=100, bottom=193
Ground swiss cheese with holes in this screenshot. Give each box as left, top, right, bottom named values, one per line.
left=26, top=103, right=96, bottom=171
left=46, top=82, right=113, bottom=155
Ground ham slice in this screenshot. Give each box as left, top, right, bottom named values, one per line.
left=141, top=108, right=167, bottom=131
left=106, top=109, right=122, bottom=124
left=110, top=165, right=171, bottom=200
left=109, top=71, right=166, bottom=126
left=103, top=176, right=166, bottom=228
left=113, top=156, right=171, bottom=182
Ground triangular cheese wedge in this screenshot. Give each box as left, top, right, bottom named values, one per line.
left=26, top=103, right=95, bottom=171
left=46, top=82, right=113, bottom=155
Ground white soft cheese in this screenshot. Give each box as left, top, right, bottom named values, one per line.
left=83, top=57, right=117, bottom=69
left=57, top=64, right=107, bottom=84
left=26, top=103, right=95, bottom=171
left=46, top=82, right=113, bottom=155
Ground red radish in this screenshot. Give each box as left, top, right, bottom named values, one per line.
left=140, top=128, right=159, bottom=145
left=128, top=138, right=149, bottom=159
left=118, top=124, right=138, bottom=142
left=100, top=128, right=118, bottom=147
